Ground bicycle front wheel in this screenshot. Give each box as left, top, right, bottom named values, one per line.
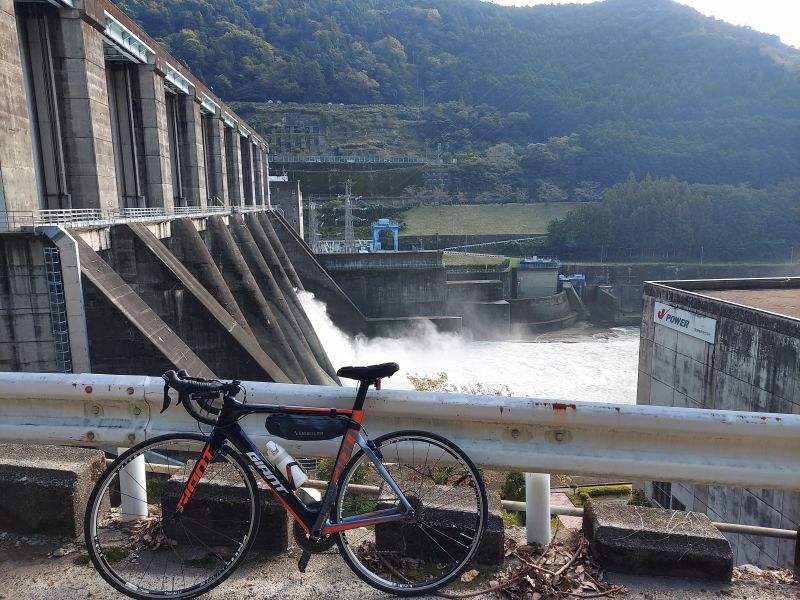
left=84, top=433, right=260, bottom=600
left=334, top=430, right=487, bottom=596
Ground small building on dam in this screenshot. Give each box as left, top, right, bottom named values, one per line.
left=638, top=277, right=800, bottom=567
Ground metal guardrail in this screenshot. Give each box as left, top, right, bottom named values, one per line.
left=0, top=205, right=274, bottom=232
left=269, top=154, right=428, bottom=165
left=1, top=372, right=799, bottom=544
left=1, top=372, right=798, bottom=489
left=314, top=239, right=372, bottom=253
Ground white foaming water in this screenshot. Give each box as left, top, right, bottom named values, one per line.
left=300, top=291, right=640, bottom=404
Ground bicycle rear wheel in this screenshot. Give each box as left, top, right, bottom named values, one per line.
left=334, top=430, right=487, bottom=596
left=84, top=433, right=260, bottom=600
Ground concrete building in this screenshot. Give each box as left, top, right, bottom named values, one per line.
left=514, top=257, right=560, bottom=299
left=638, top=277, right=800, bottom=567
left=269, top=180, right=304, bottom=238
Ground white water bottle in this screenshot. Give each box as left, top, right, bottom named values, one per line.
left=265, top=441, right=308, bottom=490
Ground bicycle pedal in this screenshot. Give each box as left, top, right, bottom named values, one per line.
left=297, top=550, right=312, bottom=573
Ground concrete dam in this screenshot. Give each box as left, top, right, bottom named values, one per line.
left=0, top=0, right=364, bottom=383
left=1, top=213, right=342, bottom=384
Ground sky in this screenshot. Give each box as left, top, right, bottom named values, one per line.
left=486, top=0, right=800, bottom=49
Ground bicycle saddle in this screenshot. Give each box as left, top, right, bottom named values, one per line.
left=336, top=362, right=399, bottom=381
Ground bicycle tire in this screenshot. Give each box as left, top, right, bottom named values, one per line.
left=334, top=430, right=488, bottom=596
left=84, top=433, right=260, bottom=600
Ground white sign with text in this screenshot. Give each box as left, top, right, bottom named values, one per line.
left=654, top=301, right=717, bottom=343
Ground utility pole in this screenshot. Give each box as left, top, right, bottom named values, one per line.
left=308, top=194, right=320, bottom=253
left=344, top=178, right=355, bottom=253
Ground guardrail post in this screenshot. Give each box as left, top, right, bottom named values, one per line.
left=119, top=450, right=148, bottom=521
left=525, top=472, right=551, bottom=546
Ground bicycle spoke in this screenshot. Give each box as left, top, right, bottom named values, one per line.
left=86, top=435, right=258, bottom=599
left=336, top=433, right=487, bottom=594
left=419, top=521, right=473, bottom=550
left=415, top=522, right=458, bottom=563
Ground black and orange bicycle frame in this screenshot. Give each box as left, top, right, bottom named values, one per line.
left=175, top=379, right=414, bottom=538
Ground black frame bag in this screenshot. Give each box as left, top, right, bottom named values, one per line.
left=265, top=414, right=350, bottom=441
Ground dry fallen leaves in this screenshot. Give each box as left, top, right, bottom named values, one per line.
left=733, top=565, right=796, bottom=585
left=438, top=537, right=626, bottom=600
left=461, top=569, right=481, bottom=583
left=130, top=517, right=177, bottom=551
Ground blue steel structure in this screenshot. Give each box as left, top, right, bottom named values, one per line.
left=371, top=218, right=399, bottom=252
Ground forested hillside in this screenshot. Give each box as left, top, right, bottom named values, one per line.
left=115, top=0, right=800, bottom=191
left=544, top=176, right=800, bottom=261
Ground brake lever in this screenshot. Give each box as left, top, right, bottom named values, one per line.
left=161, top=381, right=172, bottom=414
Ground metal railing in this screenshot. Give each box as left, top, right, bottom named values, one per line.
left=0, top=205, right=277, bottom=233
left=314, top=239, right=372, bottom=253
left=1, top=371, right=799, bottom=545
left=269, top=154, right=428, bottom=165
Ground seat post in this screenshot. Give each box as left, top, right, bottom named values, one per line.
left=352, top=379, right=374, bottom=412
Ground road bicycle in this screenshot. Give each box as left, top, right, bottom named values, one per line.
left=84, top=363, right=488, bottom=599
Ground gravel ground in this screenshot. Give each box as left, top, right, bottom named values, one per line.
left=0, top=530, right=798, bottom=600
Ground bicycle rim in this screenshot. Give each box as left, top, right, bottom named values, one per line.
left=84, top=434, right=259, bottom=600
left=335, top=431, right=487, bottom=595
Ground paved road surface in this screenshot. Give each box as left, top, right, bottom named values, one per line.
left=0, top=531, right=797, bottom=599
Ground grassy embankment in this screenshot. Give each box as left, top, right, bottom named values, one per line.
left=401, top=203, right=577, bottom=267
left=401, top=203, right=577, bottom=236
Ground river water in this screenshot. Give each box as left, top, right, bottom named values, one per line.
left=300, top=292, right=640, bottom=404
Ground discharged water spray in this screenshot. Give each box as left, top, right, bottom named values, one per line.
left=299, top=291, right=639, bottom=403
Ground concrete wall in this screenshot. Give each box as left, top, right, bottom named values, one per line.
left=448, top=269, right=513, bottom=299
left=318, top=251, right=448, bottom=319
left=177, top=95, right=206, bottom=208
left=508, top=291, right=576, bottom=325
left=0, top=234, right=58, bottom=372
left=137, top=65, right=173, bottom=209
left=205, top=116, right=228, bottom=205
left=638, top=280, right=800, bottom=568
left=515, top=267, right=559, bottom=299
left=52, top=12, right=118, bottom=211
left=99, top=224, right=271, bottom=380
left=225, top=127, right=244, bottom=206
left=446, top=280, right=504, bottom=303
left=269, top=180, right=304, bottom=236
left=1, top=2, right=41, bottom=213
left=320, top=251, right=443, bottom=271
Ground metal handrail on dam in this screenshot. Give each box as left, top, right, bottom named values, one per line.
left=0, top=205, right=277, bottom=233
left=1, top=371, right=798, bottom=544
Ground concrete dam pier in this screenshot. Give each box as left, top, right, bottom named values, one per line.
left=1, top=213, right=339, bottom=384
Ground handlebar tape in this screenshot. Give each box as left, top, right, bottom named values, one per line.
left=161, top=370, right=229, bottom=424
left=163, top=370, right=223, bottom=394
